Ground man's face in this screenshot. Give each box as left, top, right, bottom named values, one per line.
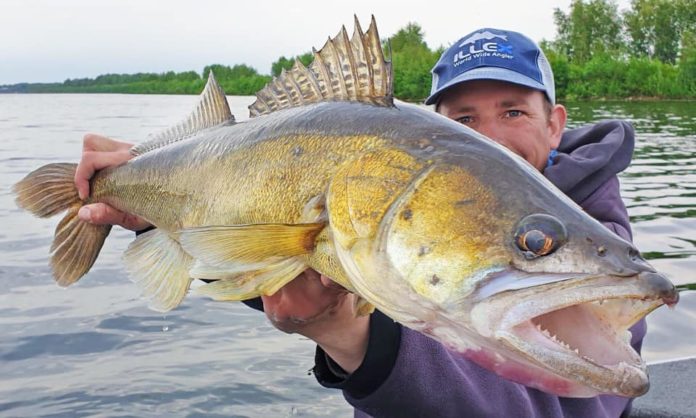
left=437, top=80, right=566, bottom=171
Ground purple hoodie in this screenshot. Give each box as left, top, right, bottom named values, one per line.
left=311, top=120, right=646, bottom=418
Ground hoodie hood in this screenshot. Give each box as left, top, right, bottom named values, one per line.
left=545, top=120, right=635, bottom=203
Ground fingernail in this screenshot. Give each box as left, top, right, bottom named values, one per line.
left=78, top=207, right=91, bottom=222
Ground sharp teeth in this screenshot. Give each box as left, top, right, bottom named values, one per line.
left=535, top=323, right=580, bottom=353
left=583, top=355, right=597, bottom=363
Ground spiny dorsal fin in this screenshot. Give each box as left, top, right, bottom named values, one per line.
left=130, top=71, right=234, bottom=156
left=249, top=15, right=393, bottom=117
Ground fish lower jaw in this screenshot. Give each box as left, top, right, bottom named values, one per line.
left=497, top=326, right=648, bottom=397
left=493, top=296, right=661, bottom=397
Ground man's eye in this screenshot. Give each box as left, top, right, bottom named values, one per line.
left=505, top=110, right=523, bottom=118
left=456, top=116, right=473, bottom=124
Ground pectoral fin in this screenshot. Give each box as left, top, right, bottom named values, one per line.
left=194, top=258, right=306, bottom=301
left=189, top=260, right=243, bottom=280
left=179, top=223, right=324, bottom=269
left=123, top=229, right=194, bottom=312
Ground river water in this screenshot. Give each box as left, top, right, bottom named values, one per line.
left=0, top=94, right=694, bottom=417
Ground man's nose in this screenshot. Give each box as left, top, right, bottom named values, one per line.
left=475, top=121, right=505, bottom=144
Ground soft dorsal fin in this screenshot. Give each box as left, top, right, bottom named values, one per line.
left=249, top=15, right=393, bottom=117
left=130, top=71, right=234, bottom=156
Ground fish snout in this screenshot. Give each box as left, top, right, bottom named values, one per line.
left=598, top=240, right=678, bottom=306
left=638, top=271, right=679, bottom=307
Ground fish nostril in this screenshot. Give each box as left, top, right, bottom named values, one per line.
left=627, top=247, right=657, bottom=274
left=628, top=248, right=641, bottom=261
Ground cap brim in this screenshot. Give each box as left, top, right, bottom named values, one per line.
left=425, top=67, right=548, bottom=105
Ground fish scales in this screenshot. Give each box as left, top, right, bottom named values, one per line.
left=92, top=101, right=480, bottom=230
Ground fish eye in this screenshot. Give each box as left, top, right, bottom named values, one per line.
left=514, top=214, right=567, bottom=259
left=518, top=229, right=553, bottom=255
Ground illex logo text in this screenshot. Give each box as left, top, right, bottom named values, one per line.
left=453, top=31, right=513, bottom=66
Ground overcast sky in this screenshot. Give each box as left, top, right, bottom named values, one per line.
left=1, top=0, right=632, bottom=85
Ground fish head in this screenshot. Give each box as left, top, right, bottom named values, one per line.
left=332, top=137, right=678, bottom=398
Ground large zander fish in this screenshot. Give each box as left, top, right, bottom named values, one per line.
left=15, top=17, right=678, bottom=398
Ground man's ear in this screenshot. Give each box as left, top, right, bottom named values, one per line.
left=548, top=104, right=567, bottom=148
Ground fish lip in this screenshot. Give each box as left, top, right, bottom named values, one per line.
left=468, top=269, right=677, bottom=396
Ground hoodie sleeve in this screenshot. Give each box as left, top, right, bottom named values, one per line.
left=312, top=120, right=644, bottom=418
left=316, top=319, right=645, bottom=418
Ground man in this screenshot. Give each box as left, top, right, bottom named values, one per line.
left=76, top=28, right=642, bottom=418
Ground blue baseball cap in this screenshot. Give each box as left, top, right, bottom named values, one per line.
left=425, top=28, right=555, bottom=105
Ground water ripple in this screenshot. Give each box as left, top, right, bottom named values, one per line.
left=1, top=332, right=140, bottom=361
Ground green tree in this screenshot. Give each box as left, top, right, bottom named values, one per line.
left=388, top=22, right=427, bottom=52
left=203, top=63, right=259, bottom=80
left=624, top=0, right=696, bottom=63
left=553, top=0, right=624, bottom=63
left=387, top=23, right=440, bottom=101
left=678, top=30, right=696, bottom=94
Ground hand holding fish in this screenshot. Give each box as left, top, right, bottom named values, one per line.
left=75, top=134, right=152, bottom=231
left=261, top=269, right=369, bottom=373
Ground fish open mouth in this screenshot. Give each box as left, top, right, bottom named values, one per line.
left=507, top=297, right=659, bottom=395
left=522, top=298, right=651, bottom=366
left=468, top=272, right=678, bottom=397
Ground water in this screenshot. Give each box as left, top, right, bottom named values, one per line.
left=0, top=95, right=694, bottom=417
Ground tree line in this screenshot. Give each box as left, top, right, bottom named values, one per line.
left=2, top=0, right=694, bottom=101
left=546, top=0, right=696, bottom=99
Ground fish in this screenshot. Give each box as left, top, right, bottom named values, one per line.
left=14, top=16, right=678, bottom=398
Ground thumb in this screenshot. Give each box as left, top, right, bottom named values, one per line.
left=78, top=203, right=150, bottom=231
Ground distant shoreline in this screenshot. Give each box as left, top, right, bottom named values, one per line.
left=2, top=88, right=695, bottom=103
